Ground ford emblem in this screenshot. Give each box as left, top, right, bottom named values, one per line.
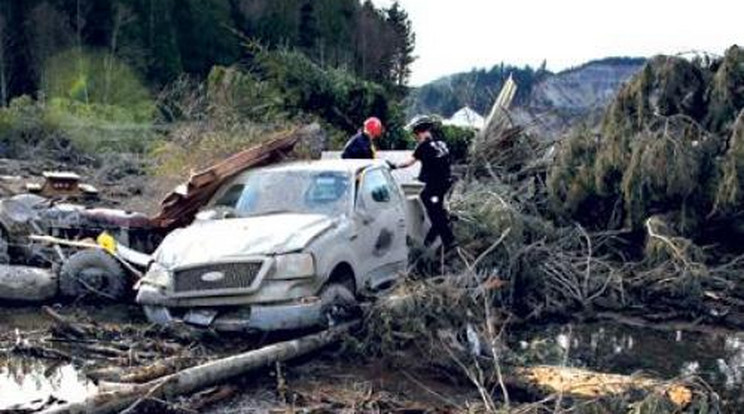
left=201, top=271, right=225, bottom=282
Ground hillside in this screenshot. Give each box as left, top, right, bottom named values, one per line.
left=405, top=64, right=551, bottom=118
left=408, top=57, right=646, bottom=138
left=513, top=57, right=646, bottom=139
left=529, top=57, right=646, bottom=112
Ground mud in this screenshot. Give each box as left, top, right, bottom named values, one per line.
left=3, top=304, right=744, bottom=411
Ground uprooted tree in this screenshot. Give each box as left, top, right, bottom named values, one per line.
left=345, top=47, right=744, bottom=413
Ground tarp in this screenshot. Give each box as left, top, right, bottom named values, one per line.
left=444, top=107, right=485, bottom=130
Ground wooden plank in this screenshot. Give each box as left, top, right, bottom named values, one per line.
left=149, top=129, right=303, bottom=230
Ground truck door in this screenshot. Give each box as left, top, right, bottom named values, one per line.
left=353, top=167, right=407, bottom=290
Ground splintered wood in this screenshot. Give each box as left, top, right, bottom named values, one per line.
left=517, top=365, right=693, bottom=407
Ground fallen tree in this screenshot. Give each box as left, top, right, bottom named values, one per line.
left=516, top=366, right=692, bottom=407
left=43, top=321, right=358, bottom=414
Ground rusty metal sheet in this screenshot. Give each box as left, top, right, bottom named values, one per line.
left=151, top=129, right=303, bottom=230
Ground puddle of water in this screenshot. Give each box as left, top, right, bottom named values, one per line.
left=514, top=322, right=744, bottom=408
left=0, top=355, right=97, bottom=410
left=0, top=307, right=100, bottom=410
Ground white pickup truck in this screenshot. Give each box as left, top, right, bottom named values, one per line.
left=136, top=159, right=429, bottom=331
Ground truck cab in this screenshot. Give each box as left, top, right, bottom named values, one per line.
left=136, top=159, right=420, bottom=331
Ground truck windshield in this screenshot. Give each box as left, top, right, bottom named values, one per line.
left=211, top=170, right=351, bottom=218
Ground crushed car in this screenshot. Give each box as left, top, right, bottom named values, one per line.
left=0, top=192, right=162, bottom=300
left=137, top=159, right=427, bottom=331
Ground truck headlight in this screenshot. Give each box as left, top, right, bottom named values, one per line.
left=273, top=253, right=315, bottom=279
left=141, top=262, right=171, bottom=288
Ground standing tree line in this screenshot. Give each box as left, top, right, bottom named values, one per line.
left=0, top=0, right=415, bottom=105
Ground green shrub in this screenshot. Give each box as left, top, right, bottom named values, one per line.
left=256, top=49, right=409, bottom=149
left=435, top=124, right=474, bottom=164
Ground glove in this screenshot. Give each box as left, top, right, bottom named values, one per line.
left=385, top=160, right=398, bottom=170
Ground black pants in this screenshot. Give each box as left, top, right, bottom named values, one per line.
left=421, top=182, right=455, bottom=248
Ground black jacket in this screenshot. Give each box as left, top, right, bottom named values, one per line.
left=341, top=132, right=375, bottom=159
left=414, top=138, right=451, bottom=186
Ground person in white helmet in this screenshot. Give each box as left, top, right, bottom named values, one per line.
left=393, top=116, right=456, bottom=251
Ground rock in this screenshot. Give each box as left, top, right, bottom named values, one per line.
left=0, top=265, right=57, bottom=302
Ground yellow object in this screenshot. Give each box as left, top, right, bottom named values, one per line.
left=371, top=144, right=377, bottom=159
left=97, top=232, right=117, bottom=255
left=520, top=366, right=692, bottom=408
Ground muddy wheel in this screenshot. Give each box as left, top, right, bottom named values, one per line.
left=143, top=305, right=173, bottom=325
left=320, top=283, right=359, bottom=327
left=59, top=249, right=128, bottom=301
left=0, top=227, right=9, bottom=264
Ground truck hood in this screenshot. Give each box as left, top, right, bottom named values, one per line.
left=154, top=213, right=338, bottom=268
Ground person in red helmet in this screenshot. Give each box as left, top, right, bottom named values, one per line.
left=341, top=117, right=383, bottom=159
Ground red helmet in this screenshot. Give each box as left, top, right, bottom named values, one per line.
left=363, top=117, right=383, bottom=138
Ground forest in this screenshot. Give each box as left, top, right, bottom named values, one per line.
left=0, top=0, right=415, bottom=99
left=0, top=0, right=419, bottom=170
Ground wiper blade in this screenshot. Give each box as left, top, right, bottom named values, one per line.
left=257, top=209, right=293, bottom=216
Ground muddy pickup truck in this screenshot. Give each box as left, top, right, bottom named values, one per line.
left=137, top=159, right=428, bottom=331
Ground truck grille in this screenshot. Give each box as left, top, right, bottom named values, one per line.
left=173, top=262, right=263, bottom=294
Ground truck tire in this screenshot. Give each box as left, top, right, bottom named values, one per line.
left=320, top=283, right=359, bottom=326
left=59, top=249, right=128, bottom=301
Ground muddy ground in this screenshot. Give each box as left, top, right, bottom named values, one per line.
left=0, top=157, right=178, bottom=215
left=0, top=304, right=479, bottom=413
left=2, top=303, right=743, bottom=412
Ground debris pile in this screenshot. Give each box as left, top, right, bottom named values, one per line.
left=531, top=46, right=744, bottom=314
left=551, top=46, right=744, bottom=236
left=354, top=47, right=744, bottom=411
left=4, top=47, right=744, bottom=413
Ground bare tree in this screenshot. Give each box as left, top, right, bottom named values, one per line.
left=0, top=13, right=11, bottom=105
left=27, top=2, right=74, bottom=94
left=104, top=3, right=136, bottom=104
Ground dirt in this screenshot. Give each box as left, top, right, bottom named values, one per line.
left=204, top=357, right=477, bottom=413
left=0, top=156, right=179, bottom=216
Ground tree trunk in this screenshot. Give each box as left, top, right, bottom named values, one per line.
left=0, top=265, right=57, bottom=302
left=43, top=322, right=357, bottom=414
left=512, top=365, right=692, bottom=407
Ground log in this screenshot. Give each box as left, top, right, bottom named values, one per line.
left=42, top=306, right=90, bottom=338
left=43, top=322, right=358, bottom=414
left=513, top=365, right=692, bottom=407
left=0, top=265, right=57, bottom=301
left=87, top=357, right=198, bottom=383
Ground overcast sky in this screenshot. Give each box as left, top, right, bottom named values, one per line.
left=373, top=0, right=743, bottom=86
